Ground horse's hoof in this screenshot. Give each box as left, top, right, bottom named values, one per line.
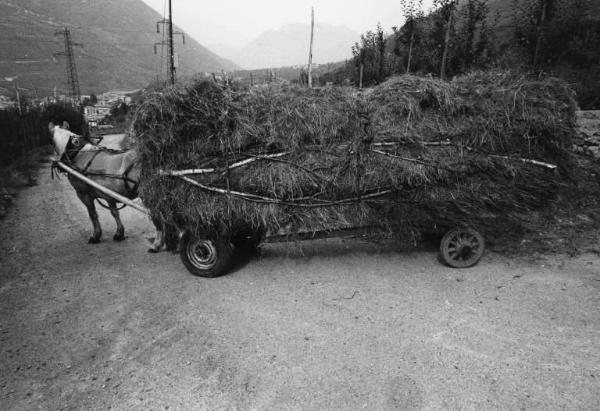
left=88, top=237, right=100, bottom=244
left=113, top=234, right=125, bottom=242
left=147, top=247, right=160, bottom=253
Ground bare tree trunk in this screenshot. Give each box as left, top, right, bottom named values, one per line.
left=406, top=30, right=415, bottom=74
left=440, top=10, right=453, bottom=79
left=533, top=0, right=547, bottom=70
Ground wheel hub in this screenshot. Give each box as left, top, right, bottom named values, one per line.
left=187, top=239, right=217, bottom=269
left=441, top=228, right=485, bottom=268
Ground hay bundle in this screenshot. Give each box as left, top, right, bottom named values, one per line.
left=132, top=72, right=577, bottom=240
left=367, top=71, right=577, bottom=167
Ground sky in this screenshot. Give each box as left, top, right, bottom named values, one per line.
left=140, top=0, right=434, bottom=55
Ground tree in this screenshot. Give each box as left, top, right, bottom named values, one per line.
left=398, top=0, right=424, bottom=74
left=376, top=23, right=387, bottom=81
left=107, top=100, right=129, bottom=125
left=512, top=0, right=592, bottom=69
left=452, top=0, right=494, bottom=73
left=512, top=0, right=600, bottom=108
left=433, top=0, right=459, bottom=79
left=351, top=24, right=389, bottom=87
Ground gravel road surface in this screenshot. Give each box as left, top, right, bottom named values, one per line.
left=1, top=163, right=599, bottom=410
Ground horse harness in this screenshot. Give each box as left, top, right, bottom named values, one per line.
left=54, top=135, right=140, bottom=207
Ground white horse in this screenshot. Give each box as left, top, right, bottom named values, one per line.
left=49, top=123, right=165, bottom=252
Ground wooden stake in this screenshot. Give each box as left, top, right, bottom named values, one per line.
left=359, top=63, right=364, bottom=89
left=308, top=7, right=315, bottom=88
left=533, top=0, right=548, bottom=70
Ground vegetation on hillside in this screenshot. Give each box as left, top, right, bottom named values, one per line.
left=0, top=0, right=238, bottom=96
left=0, top=100, right=84, bottom=218
left=0, top=100, right=83, bottom=167
left=321, top=0, right=600, bottom=108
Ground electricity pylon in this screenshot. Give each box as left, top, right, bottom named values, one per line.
left=154, top=0, right=185, bottom=85
left=54, top=27, right=82, bottom=103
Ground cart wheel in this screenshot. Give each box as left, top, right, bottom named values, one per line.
left=179, top=232, right=233, bottom=277
left=440, top=228, right=485, bottom=268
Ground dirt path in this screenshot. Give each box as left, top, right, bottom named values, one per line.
left=1, top=164, right=599, bottom=410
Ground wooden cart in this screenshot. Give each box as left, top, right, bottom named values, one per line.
left=56, top=160, right=485, bottom=278
left=179, top=222, right=485, bottom=278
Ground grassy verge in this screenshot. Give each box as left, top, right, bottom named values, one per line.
left=0, top=145, right=53, bottom=219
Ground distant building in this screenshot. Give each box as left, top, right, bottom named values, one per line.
left=96, top=90, right=136, bottom=107
left=0, top=95, right=15, bottom=110
left=84, top=105, right=111, bottom=122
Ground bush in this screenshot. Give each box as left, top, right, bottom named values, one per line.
left=0, top=101, right=84, bottom=167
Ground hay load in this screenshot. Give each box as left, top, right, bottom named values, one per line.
left=367, top=72, right=576, bottom=167
left=132, top=72, right=577, bottom=242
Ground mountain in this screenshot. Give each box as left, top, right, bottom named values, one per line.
left=0, top=0, right=238, bottom=96
left=233, top=23, right=359, bottom=70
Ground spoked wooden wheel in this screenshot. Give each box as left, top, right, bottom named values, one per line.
left=440, top=228, right=485, bottom=268
left=179, top=232, right=233, bottom=277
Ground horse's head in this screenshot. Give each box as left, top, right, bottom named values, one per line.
left=49, top=122, right=80, bottom=160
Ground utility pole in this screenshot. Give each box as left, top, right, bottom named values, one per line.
left=167, top=0, right=175, bottom=85
left=307, top=7, right=314, bottom=88
left=155, top=0, right=185, bottom=86
left=54, top=27, right=82, bottom=103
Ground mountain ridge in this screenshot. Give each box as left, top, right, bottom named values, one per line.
left=232, top=23, right=359, bottom=70
left=0, top=0, right=238, bottom=96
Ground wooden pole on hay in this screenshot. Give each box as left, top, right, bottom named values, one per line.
left=55, top=161, right=150, bottom=215
left=359, top=63, right=364, bottom=89
left=308, top=7, right=315, bottom=88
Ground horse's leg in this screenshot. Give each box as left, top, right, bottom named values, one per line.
left=77, top=192, right=102, bottom=243
left=108, top=201, right=125, bottom=241
left=148, top=216, right=164, bottom=253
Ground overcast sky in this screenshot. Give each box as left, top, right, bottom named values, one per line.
left=140, top=0, right=434, bottom=53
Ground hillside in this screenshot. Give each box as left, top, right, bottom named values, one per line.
left=233, top=23, right=359, bottom=70
left=0, top=0, right=238, bottom=96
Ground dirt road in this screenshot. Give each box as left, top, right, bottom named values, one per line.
left=1, top=164, right=599, bottom=410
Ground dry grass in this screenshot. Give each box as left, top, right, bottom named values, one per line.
left=132, top=72, right=577, bottom=240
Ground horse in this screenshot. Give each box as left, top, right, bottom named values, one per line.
left=49, top=122, right=166, bottom=252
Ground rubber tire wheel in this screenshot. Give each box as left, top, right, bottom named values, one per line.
left=440, top=228, right=485, bottom=268
left=180, top=233, right=233, bottom=277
